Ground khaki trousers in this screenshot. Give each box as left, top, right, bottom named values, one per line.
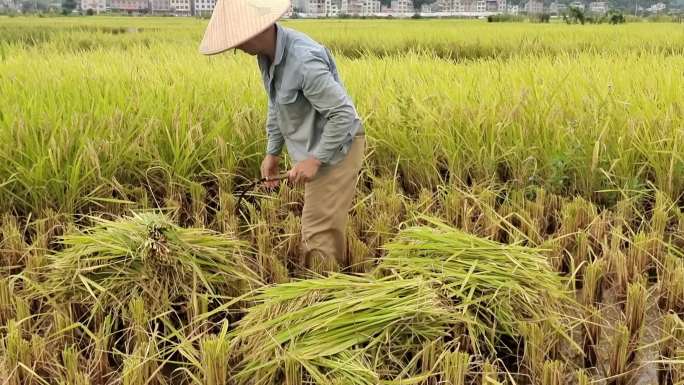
left=301, top=134, right=365, bottom=274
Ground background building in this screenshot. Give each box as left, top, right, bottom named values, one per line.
left=80, top=0, right=106, bottom=13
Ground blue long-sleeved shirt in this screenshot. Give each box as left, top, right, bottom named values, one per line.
left=257, top=23, right=363, bottom=166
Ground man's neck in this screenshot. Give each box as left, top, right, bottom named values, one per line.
left=263, top=25, right=277, bottom=63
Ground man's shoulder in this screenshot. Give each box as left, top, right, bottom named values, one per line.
left=281, top=26, right=327, bottom=62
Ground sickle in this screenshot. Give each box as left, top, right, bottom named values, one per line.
left=234, top=173, right=289, bottom=216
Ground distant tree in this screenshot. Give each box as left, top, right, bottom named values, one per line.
left=568, top=5, right=586, bottom=22
left=538, top=12, right=550, bottom=21
left=61, top=0, right=77, bottom=14
left=607, top=9, right=625, bottom=22
left=86, top=7, right=95, bottom=14
left=412, top=0, right=436, bottom=12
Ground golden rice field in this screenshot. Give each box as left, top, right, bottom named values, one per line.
left=0, top=16, right=683, bottom=385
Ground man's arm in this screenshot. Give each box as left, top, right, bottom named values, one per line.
left=266, top=98, right=284, bottom=156
left=299, top=52, right=359, bottom=165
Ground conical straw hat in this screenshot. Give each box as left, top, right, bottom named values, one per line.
left=199, top=0, right=290, bottom=55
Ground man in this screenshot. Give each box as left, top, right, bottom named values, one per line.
left=199, top=0, right=365, bottom=273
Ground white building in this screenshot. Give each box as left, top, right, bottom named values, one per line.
left=360, top=0, right=379, bottom=14
left=507, top=3, right=518, bottom=13
left=647, top=2, right=666, bottom=12
left=81, top=0, right=106, bottom=13
left=169, top=0, right=190, bottom=15
left=497, top=0, right=506, bottom=12
left=325, top=0, right=339, bottom=15
left=390, top=0, right=413, bottom=14
left=476, top=0, right=486, bottom=11
left=524, top=0, right=543, bottom=13
left=588, top=1, right=607, bottom=13
left=151, top=0, right=170, bottom=12
left=549, top=2, right=567, bottom=13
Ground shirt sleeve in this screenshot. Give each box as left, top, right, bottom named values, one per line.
left=266, top=98, right=284, bottom=156
left=299, top=52, right=359, bottom=165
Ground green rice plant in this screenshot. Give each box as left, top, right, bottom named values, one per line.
left=651, top=191, right=673, bottom=240
left=92, top=314, right=114, bottom=384
left=251, top=219, right=289, bottom=283
left=420, top=338, right=445, bottom=385
left=38, top=212, right=260, bottom=317
left=541, top=360, right=566, bottom=385
left=624, top=281, right=647, bottom=354
left=61, top=344, right=89, bottom=385
left=607, top=323, right=631, bottom=385
left=608, top=247, right=629, bottom=301
left=442, top=351, right=470, bottom=385
left=229, top=274, right=465, bottom=385
left=52, top=306, right=76, bottom=348
left=481, top=361, right=500, bottom=385
left=521, top=321, right=562, bottom=380
left=588, top=212, right=610, bottom=251
left=281, top=211, right=302, bottom=267
left=659, top=254, right=684, bottom=314
left=126, top=296, right=149, bottom=350
left=187, top=291, right=210, bottom=336
left=29, top=334, right=50, bottom=381
left=658, top=313, right=684, bottom=385
left=582, top=305, right=602, bottom=368
left=13, top=295, right=31, bottom=334
left=576, top=369, right=590, bottom=385
left=377, top=216, right=575, bottom=354
left=347, top=223, right=373, bottom=274
left=0, top=277, right=13, bottom=325
left=626, top=231, right=656, bottom=282
left=581, top=258, right=606, bottom=307
left=214, top=191, right=238, bottom=234
left=1, top=214, right=27, bottom=274
left=122, top=337, right=165, bottom=385
left=200, top=321, right=231, bottom=385
left=189, top=181, right=208, bottom=226
left=1, top=319, right=32, bottom=385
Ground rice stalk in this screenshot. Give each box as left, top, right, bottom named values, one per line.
left=92, top=314, right=113, bottom=385
left=1, top=214, right=27, bottom=273
left=61, top=344, right=89, bottom=385
left=541, top=360, right=566, bottom=385
left=658, top=254, right=684, bottom=314
left=442, top=351, right=470, bottom=385
left=347, top=224, right=373, bottom=273
left=582, top=305, right=602, bottom=368
left=607, top=323, right=631, bottom=385
left=658, top=313, right=684, bottom=385
left=625, top=281, right=647, bottom=356
left=200, top=321, right=231, bottom=385
left=581, top=258, right=606, bottom=307
left=481, top=361, right=500, bottom=385
left=0, top=277, right=13, bottom=325
left=1, top=319, right=32, bottom=385
left=576, top=369, right=590, bottom=385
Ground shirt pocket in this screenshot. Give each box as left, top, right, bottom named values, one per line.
left=276, top=88, right=306, bottom=135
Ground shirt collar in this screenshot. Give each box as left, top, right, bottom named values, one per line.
left=272, top=23, right=286, bottom=68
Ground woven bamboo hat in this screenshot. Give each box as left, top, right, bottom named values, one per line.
left=199, top=0, right=290, bottom=55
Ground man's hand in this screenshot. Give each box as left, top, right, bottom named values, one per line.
left=288, top=156, right=321, bottom=185
left=261, top=154, right=281, bottom=189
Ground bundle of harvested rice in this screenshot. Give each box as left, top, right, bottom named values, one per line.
left=36, top=212, right=260, bottom=315
left=229, top=274, right=470, bottom=385
left=377, top=216, right=575, bottom=353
